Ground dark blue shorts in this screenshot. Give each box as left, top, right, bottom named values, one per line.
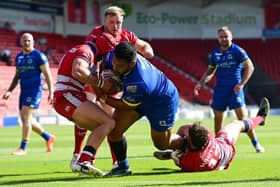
left=19, top=90, right=42, bottom=110
left=137, top=91, right=179, bottom=132
left=211, top=86, right=245, bottom=111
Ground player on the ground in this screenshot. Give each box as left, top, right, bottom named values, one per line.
left=96, top=42, right=180, bottom=177
left=194, top=26, right=264, bottom=153
left=154, top=97, right=269, bottom=172
left=2, top=33, right=55, bottom=156
left=71, top=5, right=154, bottom=169
left=53, top=43, right=115, bottom=177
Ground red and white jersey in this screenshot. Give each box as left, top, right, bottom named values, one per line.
left=178, top=125, right=235, bottom=172
left=55, top=44, right=94, bottom=92
left=85, top=25, right=138, bottom=60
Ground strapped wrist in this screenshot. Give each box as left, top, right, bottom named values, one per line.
left=100, top=95, right=107, bottom=103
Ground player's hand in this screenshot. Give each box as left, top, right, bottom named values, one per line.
left=194, top=83, right=201, bottom=96
left=233, top=84, right=243, bottom=94
left=48, top=92, right=54, bottom=105
left=2, top=91, right=11, bottom=100
left=100, top=69, right=114, bottom=80
left=97, top=70, right=114, bottom=88
left=171, top=151, right=181, bottom=166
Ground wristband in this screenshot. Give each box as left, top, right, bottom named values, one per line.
left=97, top=78, right=104, bottom=88
left=100, top=95, right=107, bottom=103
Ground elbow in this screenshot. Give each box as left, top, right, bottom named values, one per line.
left=251, top=65, right=255, bottom=73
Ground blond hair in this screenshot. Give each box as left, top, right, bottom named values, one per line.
left=104, top=6, right=125, bottom=17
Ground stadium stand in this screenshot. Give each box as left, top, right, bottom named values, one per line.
left=1, top=27, right=280, bottom=110
left=0, top=66, right=58, bottom=118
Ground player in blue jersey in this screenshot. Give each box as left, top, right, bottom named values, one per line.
left=194, top=26, right=264, bottom=153
left=2, top=33, right=55, bottom=156
left=97, top=42, right=180, bottom=177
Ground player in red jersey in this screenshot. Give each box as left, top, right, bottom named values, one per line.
left=71, top=6, right=154, bottom=169
left=154, top=97, right=269, bottom=172
left=53, top=44, right=115, bottom=177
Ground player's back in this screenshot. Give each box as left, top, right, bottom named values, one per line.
left=180, top=134, right=222, bottom=172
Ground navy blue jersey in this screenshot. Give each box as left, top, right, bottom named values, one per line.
left=103, top=51, right=178, bottom=111
left=209, top=43, right=249, bottom=86
left=15, top=49, right=48, bottom=92
left=103, top=51, right=179, bottom=131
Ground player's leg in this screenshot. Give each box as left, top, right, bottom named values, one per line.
left=71, top=101, right=115, bottom=177
left=31, top=117, right=55, bottom=152
left=53, top=91, right=114, bottom=176
left=70, top=124, right=86, bottom=170
left=234, top=97, right=265, bottom=153
left=151, top=93, right=180, bottom=159
left=211, top=86, right=228, bottom=134
left=104, top=109, right=141, bottom=177
left=221, top=97, right=269, bottom=145
left=213, top=110, right=225, bottom=134
left=11, top=106, right=33, bottom=155
left=153, top=125, right=191, bottom=160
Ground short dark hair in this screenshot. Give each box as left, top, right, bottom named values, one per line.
left=189, top=122, right=209, bottom=149
left=114, top=42, right=137, bottom=64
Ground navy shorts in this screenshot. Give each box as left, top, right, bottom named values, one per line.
left=137, top=91, right=179, bottom=132
left=211, top=86, right=245, bottom=111
left=19, top=90, right=42, bottom=110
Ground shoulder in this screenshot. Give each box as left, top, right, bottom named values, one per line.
left=231, top=43, right=247, bottom=53
left=121, top=29, right=138, bottom=41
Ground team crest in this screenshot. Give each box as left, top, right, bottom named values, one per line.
left=236, top=97, right=242, bottom=103
left=126, top=85, right=137, bottom=93
left=27, top=58, right=33, bottom=64
left=159, top=120, right=167, bottom=126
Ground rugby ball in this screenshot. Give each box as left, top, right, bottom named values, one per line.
left=99, top=70, right=122, bottom=95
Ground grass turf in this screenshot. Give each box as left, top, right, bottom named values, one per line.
left=0, top=116, right=279, bottom=187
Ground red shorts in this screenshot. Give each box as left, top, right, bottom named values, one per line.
left=53, top=91, right=87, bottom=121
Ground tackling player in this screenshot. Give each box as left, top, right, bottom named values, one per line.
left=53, top=43, right=115, bottom=177
left=71, top=5, right=155, bottom=169
left=97, top=42, right=179, bottom=177
left=154, top=97, right=269, bottom=172
left=194, top=26, right=265, bottom=153
left=2, top=33, right=55, bottom=156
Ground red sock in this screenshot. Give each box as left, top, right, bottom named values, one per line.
left=78, top=152, right=94, bottom=164
left=107, top=137, right=117, bottom=164
left=247, top=116, right=264, bottom=130
left=78, top=146, right=96, bottom=164
left=74, top=125, right=87, bottom=154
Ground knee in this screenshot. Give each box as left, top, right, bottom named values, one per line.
left=108, top=118, right=115, bottom=132
left=153, top=141, right=170, bottom=150
left=108, top=128, right=123, bottom=141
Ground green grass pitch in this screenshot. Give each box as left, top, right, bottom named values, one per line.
left=0, top=116, right=279, bottom=187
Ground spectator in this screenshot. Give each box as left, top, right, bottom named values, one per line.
left=36, top=37, right=59, bottom=65
left=0, top=49, right=12, bottom=66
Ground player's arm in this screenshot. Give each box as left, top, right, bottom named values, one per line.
left=194, top=66, right=216, bottom=95
left=40, top=63, right=54, bottom=104
left=72, top=57, right=100, bottom=86
left=240, top=58, right=254, bottom=87
left=99, top=95, right=140, bottom=110
left=233, top=58, right=254, bottom=93
left=199, top=66, right=216, bottom=86
left=2, top=69, right=19, bottom=100
left=134, top=39, right=154, bottom=59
